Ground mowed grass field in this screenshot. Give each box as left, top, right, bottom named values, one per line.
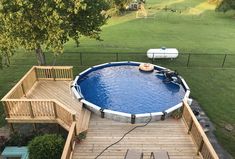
left=0, top=0, right=235, bottom=157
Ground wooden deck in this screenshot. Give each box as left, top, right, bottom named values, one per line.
left=1, top=66, right=219, bottom=159
left=73, top=114, right=201, bottom=159
left=26, top=80, right=91, bottom=133
left=26, top=80, right=82, bottom=115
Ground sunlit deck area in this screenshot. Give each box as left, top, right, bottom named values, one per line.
left=26, top=80, right=91, bottom=133
left=1, top=66, right=219, bottom=159
left=73, top=114, right=201, bottom=159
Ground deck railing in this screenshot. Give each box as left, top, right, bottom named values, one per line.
left=2, top=66, right=73, bottom=100
left=3, top=99, right=76, bottom=131
left=35, top=66, right=73, bottom=81
left=1, top=66, right=77, bottom=159
left=182, top=101, right=219, bottom=159
left=3, top=67, right=37, bottom=99
left=61, top=122, right=77, bottom=159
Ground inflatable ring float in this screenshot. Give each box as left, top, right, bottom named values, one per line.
left=139, top=63, right=154, bottom=72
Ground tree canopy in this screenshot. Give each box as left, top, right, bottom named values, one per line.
left=107, top=0, right=133, bottom=15
left=0, top=0, right=109, bottom=65
left=216, top=0, right=235, bottom=12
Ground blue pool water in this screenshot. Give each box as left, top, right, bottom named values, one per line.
left=77, top=65, right=185, bottom=114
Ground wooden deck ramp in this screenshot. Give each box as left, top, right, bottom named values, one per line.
left=72, top=114, right=201, bottom=159
left=77, top=108, right=91, bottom=133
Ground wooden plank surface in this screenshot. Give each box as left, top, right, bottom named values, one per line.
left=72, top=114, right=202, bottom=159
left=25, top=81, right=90, bottom=133
left=26, top=81, right=82, bottom=119
left=10, top=80, right=202, bottom=159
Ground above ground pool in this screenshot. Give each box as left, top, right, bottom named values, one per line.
left=72, top=61, right=190, bottom=123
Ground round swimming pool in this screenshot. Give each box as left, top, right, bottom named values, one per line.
left=72, top=61, right=190, bottom=123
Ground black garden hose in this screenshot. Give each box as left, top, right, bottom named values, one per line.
left=94, top=113, right=152, bottom=159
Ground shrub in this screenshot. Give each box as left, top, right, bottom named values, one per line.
left=6, top=132, right=27, bottom=146
left=28, top=134, right=65, bottom=159
left=0, top=136, right=8, bottom=152
left=6, top=131, right=43, bottom=147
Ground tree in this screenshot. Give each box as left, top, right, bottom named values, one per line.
left=107, top=0, right=132, bottom=15
left=216, top=0, right=235, bottom=12
left=0, top=0, right=109, bottom=65
left=0, top=14, right=17, bottom=68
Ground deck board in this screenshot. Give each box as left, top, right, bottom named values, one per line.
left=73, top=114, right=201, bottom=159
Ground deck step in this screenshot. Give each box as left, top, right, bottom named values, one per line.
left=77, top=108, right=91, bottom=134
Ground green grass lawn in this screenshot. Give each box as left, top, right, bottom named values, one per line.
left=0, top=0, right=235, bottom=157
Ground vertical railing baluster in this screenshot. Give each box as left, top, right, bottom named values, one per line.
left=188, top=118, right=193, bottom=134
left=29, top=101, right=34, bottom=118
left=197, top=138, right=204, bottom=155
left=53, top=102, right=57, bottom=118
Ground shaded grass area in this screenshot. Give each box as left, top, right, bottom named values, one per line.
left=1, top=0, right=235, bottom=157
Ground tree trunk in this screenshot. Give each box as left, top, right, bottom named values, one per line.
left=35, top=45, right=46, bottom=65
left=0, top=55, right=2, bottom=69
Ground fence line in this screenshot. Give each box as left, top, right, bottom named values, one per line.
left=67, top=52, right=235, bottom=68
left=7, top=52, right=235, bottom=68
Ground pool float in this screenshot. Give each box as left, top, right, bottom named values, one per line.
left=139, top=63, right=154, bottom=72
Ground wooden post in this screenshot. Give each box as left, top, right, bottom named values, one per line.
left=21, top=83, right=26, bottom=97
left=34, top=67, right=39, bottom=81
left=188, top=118, right=193, bottom=134
left=2, top=101, right=9, bottom=118
left=197, top=139, right=204, bottom=155
left=32, top=123, right=37, bottom=132
left=52, top=68, right=56, bottom=81
left=53, top=102, right=58, bottom=118
left=8, top=123, right=14, bottom=132
left=29, top=101, right=34, bottom=118
left=70, top=141, right=73, bottom=152
left=72, top=114, right=76, bottom=121
left=70, top=68, right=73, bottom=80
left=57, top=123, right=61, bottom=133
left=72, top=115, right=77, bottom=135
left=74, top=122, right=77, bottom=136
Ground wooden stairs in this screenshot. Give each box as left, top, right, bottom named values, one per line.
left=76, top=108, right=91, bottom=134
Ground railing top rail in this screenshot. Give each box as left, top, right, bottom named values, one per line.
left=35, top=66, right=73, bottom=69
left=183, top=100, right=219, bottom=159
left=61, top=121, right=76, bottom=159
left=2, top=99, right=53, bottom=102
